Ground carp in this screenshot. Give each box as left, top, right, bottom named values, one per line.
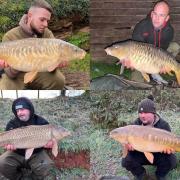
left=0, top=38, right=86, bottom=83
left=0, top=124, right=71, bottom=159
left=105, top=40, right=180, bottom=85
left=110, top=125, right=180, bottom=163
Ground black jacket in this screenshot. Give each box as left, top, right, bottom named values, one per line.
left=6, top=97, right=49, bottom=156
left=132, top=17, right=174, bottom=50
left=132, top=114, right=171, bottom=132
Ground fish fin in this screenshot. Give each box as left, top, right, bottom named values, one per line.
left=25, top=148, right=34, bottom=160
left=144, top=152, right=154, bottom=164
left=52, top=139, right=58, bottom=157
left=141, top=72, right=150, bottom=82
left=48, top=64, right=58, bottom=72
left=122, top=146, right=128, bottom=158
left=120, top=65, right=125, bottom=75
left=175, top=68, right=180, bottom=86
left=24, top=71, right=38, bottom=84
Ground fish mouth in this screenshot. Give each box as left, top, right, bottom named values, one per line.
left=105, top=48, right=111, bottom=55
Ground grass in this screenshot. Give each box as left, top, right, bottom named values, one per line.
left=91, top=61, right=131, bottom=80
left=64, top=31, right=90, bottom=73
left=66, top=31, right=89, bottom=50
left=67, top=53, right=90, bottom=73
left=90, top=61, right=178, bottom=84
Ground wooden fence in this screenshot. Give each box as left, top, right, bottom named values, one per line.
left=90, top=0, right=180, bottom=63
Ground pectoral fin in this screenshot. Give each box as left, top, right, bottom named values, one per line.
left=48, top=64, right=59, bottom=72
left=52, top=139, right=58, bottom=157
left=24, top=71, right=38, bottom=84
left=25, top=148, right=34, bottom=160
left=122, top=146, right=128, bottom=158
left=144, top=152, right=154, bottom=164
left=120, top=65, right=125, bottom=75
left=141, top=72, right=150, bottom=82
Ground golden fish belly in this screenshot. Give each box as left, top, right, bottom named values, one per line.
left=130, top=52, right=173, bottom=74
left=129, top=136, right=169, bottom=152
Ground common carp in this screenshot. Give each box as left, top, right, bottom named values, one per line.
left=0, top=124, right=71, bottom=159
left=110, top=125, right=180, bottom=163
left=0, top=38, right=86, bottom=83
left=105, top=40, right=180, bottom=85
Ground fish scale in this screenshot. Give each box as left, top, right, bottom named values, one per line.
left=0, top=124, right=71, bottom=159
left=110, top=125, right=180, bottom=151
left=0, top=38, right=86, bottom=83
left=105, top=40, right=180, bottom=85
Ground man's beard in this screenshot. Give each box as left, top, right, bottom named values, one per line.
left=30, top=23, right=44, bottom=37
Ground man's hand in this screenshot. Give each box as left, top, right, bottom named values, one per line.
left=162, top=148, right=175, bottom=154
left=4, top=144, right=16, bottom=151
left=57, top=61, right=68, bottom=68
left=124, top=143, right=134, bottom=151
left=0, top=59, right=8, bottom=68
left=44, top=140, right=54, bottom=149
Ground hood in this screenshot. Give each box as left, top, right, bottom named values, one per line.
left=19, top=14, right=35, bottom=36
left=12, top=97, right=35, bottom=121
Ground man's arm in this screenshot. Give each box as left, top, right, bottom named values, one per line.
left=132, top=21, right=146, bottom=42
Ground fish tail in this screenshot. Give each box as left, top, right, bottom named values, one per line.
left=175, top=65, right=180, bottom=86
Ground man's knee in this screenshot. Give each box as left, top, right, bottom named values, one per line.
left=167, top=42, right=180, bottom=57
left=166, top=154, right=177, bottom=170
left=29, top=70, right=65, bottom=90
left=121, top=157, right=134, bottom=169
left=30, top=151, right=54, bottom=176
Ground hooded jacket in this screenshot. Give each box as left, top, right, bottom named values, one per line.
left=6, top=97, right=49, bottom=156
left=132, top=16, right=174, bottom=50
left=2, top=14, right=54, bottom=42
left=132, top=114, right=171, bottom=132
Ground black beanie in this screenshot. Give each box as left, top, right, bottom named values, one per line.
left=138, top=98, right=156, bottom=114
left=14, top=99, right=31, bottom=111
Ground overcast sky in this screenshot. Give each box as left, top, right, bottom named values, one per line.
left=0, top=90, right=85, bottom=99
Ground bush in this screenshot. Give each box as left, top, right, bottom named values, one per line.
left=0, top=0, right=89, bottom=40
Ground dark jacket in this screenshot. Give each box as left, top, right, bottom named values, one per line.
left=6, top=97, right=49, bottom=157
left=132, top=114, right=171, bottom=132
left=132, top=16, right=174, bottom=50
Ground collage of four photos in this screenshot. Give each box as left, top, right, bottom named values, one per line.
left=0, top=0, right=179, bottom=180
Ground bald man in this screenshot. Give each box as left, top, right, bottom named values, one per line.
left=130, top=0, right=180, bottom=85
left=0, top=0, right=66, bottom=90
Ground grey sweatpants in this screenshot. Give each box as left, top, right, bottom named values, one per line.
left=0, top=150, right=54, bottom=180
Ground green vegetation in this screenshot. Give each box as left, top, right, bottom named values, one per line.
left=67, top=53, right=90, bottom=73
left=51, top=0, right=89, bottom=20
left=66, top=31, right=89, bottom=50
left=91, top=61, right=131, bottom=80
left=0, top=0, right=89, bottom=41
left=65, top=31, right=90, bottom=73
